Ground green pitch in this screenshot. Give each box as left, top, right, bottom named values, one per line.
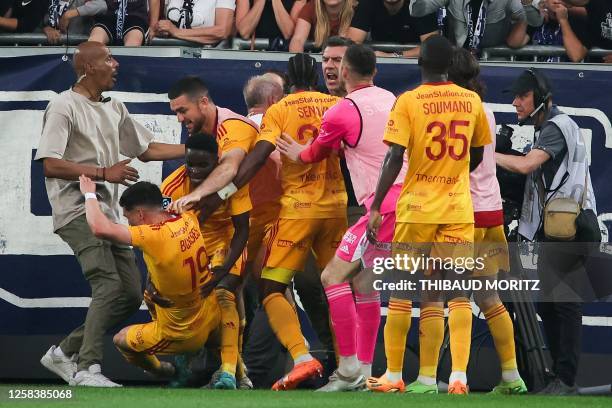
left=1, top=385, right=610, bottom=408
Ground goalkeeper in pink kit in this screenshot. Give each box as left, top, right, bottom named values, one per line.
left=277, top=44, right=407, bottom=391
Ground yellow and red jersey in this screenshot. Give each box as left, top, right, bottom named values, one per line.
left=258, top=91, right=347, bottom=219
left=128, top=212, right=211, bottom=339
left=384, top=82, right=492, bottom=224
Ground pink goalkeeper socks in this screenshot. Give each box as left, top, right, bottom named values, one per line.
left=355, top=291, right=381, bottom=364
left=325, top=282, right=357, bottom=357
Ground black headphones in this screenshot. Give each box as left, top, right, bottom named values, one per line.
left=519, top=68, right=552, bottom=126
left=525, top=68, right=552, bottom=112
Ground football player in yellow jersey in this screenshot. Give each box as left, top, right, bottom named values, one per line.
left=76, top=176, right=220, bottom=381
left=164, top=77, right=259, bottom=390
left=172, top=54, right=348, bottom=390
left=366, top=35, right=491, bottom=395
left=160, top=132, right=251, bottom=390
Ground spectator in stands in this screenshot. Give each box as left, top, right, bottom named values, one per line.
left=564, top=0, right=612, bottom=62
left=0, top=0, right=46, bottom=33
left=289, top=0, right=355, bottom=52
left=409, top=0, right=535, bottom=52
left=528, top=0, right=588, bottom=62
left=235, top=0, right=307, bottom=51
left=348, top=0, right=438, bottom=57
left=154, top=0, right=236, bottom=46
left=43, top=0, right=96, bottom=45
left=88, top=0, right=153, bottom=46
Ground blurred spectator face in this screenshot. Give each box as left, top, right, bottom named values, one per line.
left=383, top=0, right=403, bottom=5
left=169, top=94, right=207, bottom=135
left=322, top=45, right=348, bottom=95
left=512, top=91, right=536, bottom=122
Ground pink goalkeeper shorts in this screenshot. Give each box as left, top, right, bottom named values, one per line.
left=336, top=184, right=401, bottom=268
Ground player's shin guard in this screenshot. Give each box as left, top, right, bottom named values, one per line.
left=448, top=300, right=473, bottom=374
left=355, top=291, right=381, bottom=365
left=263, top=292, right=309, bottom=360
left=384, top=298, right=412, bottom=373
left=325, top=283, right=357, bottom=358
left=418, top=306, right=444, bottom=378
left=216, top=288, right=239, bottom=375
left=484, top=303, right=518, bottom=374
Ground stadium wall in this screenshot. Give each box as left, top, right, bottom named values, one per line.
left=1, top=49, right=611, bottom=387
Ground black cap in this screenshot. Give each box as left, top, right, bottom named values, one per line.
left=504, top=68, right=552, bottom=96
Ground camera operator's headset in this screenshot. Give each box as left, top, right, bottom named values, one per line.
left=519, top=68, right=552, bottom=126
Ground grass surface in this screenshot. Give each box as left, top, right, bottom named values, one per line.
left=0, top=385, right=610, bottom=408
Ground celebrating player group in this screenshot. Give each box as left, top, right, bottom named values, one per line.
left=37, top=35, right=526, bottom=395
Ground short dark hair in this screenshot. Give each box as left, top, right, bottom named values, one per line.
left=343, top=44, right=376, bottom=77
left=324, top=36, right=355, bottom=49
left=448, top=47, right=486, bottom=98
left=419, top=35, right=454, bottom=75
left=288, top=53, right=318, bottom=89
left=119, top=182, right=163, bottom=211
left=168, top=76, right=210, bottom=101
left=185, top=132, right=219, bottom=155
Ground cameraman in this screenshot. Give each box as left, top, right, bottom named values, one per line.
left=495, top=69, right=598, bottom=395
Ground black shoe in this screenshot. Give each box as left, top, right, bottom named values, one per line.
left=537, top=378, right=578, bottom=395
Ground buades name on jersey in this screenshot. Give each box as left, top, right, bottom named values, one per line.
left=180, top=226, right=201, bottom=252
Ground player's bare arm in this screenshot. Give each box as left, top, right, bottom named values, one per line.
left=496, top=148, right=550, bottom=175
left=193, top=140, right=276, bottom=219
left=170, top=147, right=246, bottom=213
left=138, top=142, right=185, bottom=162
left=44, top=158, right=139, bottom=186
left=367, top=143, right=405, bottom=243
left=79, top=175, right=133, bottom=244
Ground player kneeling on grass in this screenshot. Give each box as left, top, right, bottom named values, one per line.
left=78, top=175, right=220, bottom=380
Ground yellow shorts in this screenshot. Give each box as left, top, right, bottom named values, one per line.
left=202, top=222, right=247, bottom=277
left=247, top=202, right=281, bottom=263
left=473, top=225, right=510, bottom=277
left=392, top=222, right=474, bottom=273
left=261, top=217, right=348, bottom=285
left=125, top=294, right=220, bottom=355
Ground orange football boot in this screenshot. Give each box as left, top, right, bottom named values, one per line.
left=448, top=380, right=469, bottom=395
left=366, top=375, right=405, bottom=393
left=271, top=359, right=323, bottom=391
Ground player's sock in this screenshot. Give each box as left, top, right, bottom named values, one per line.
left=418, top=306, right=444, bottom=378
left=236, top=354, right=246, bottom=379
left=385, top=370, right=402, bottom=383
left=384, top=298, right=412, bottom=373
left=338, top=355, right=360, bottom=377
left=416, top=375, right=436, bottom=386
left=360, top=362, right=372, bottom=378
left=483, top=303, right=520, bottom=382
left=449, top=371, right=467, bottom=384
left=238, top=318, right=247, bottom=354
left=324, top=282, right=358, bottom=375
left=354, top=291, right=381, bottom=366
left=263, top=292, right=310, bottom=362
left=216, top=288, right=239, bottom=376
left=448, top=300, right=473, bottom=375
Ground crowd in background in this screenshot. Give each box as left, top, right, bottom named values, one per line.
left=0, top=0, right=610, bottom=61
